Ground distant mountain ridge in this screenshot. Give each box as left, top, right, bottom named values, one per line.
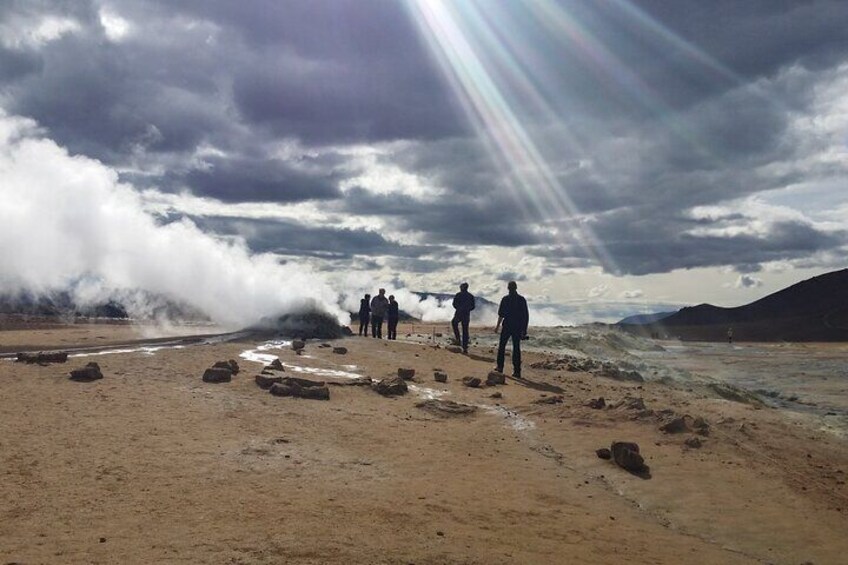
left=618, top=268, right=848, bottom=342
left=411, top=291, right=498, bottom=309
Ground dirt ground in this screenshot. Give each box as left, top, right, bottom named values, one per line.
left=1, top=323, right=847, bottom=564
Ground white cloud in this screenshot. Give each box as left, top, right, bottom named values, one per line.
left=99, top=8, right=132, bottom=42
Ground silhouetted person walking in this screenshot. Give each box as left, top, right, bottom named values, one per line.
left=370, top=288, right=389, bottom=339
left=387, top=295, right=399, bottom=340
left=451, top=282, right=475, bottom=353
left=358, top=294, right=371, bottom=336
left=495, top=281, right=529, bottom=378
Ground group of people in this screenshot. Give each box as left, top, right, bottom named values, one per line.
left=356, top=281, right=530, bottom=378
left=358, top=288, right=400, bottom=340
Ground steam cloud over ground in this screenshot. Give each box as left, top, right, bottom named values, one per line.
left=0, top=111, right=344, bottom=329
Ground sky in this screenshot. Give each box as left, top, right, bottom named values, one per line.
left=1, top=0, right=847, bottom=325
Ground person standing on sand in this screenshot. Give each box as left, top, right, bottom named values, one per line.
left=451, top=282, right=476, bottom=354
left=728, top=327, right=733, bottom=344
left=387, top=295, right=399, bottom=340
left=370, top=289, right=389, bottom=339
left=494, top=281, right=529, bottom=378
left=358, top=294, right=371, bottom=336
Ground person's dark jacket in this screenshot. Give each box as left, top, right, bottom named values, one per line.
left=358, top=299, right=370, bottom=319
left=498, top=292, right=529, bottom=335
left=370, top=294, right=389, bottom=317
left=452, top=290, right=476, bottom=316
left=387, top=302, right=399, bottom=320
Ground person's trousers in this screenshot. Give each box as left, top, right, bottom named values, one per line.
left=358, top=316, right=369, bottom=336
left=387, top=317, right=398, bottom=340
left=451, top=314, right=470, bottom=351
left=496, top=330, right=522, bottom=376
left=371, top=315, right=384, bottom=338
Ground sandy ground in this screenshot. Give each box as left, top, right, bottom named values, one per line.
left=2, top=323, right=848, bottom=564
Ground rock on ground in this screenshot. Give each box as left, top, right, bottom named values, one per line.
left=17, top=351, right=68, bottom=364
left=268, top=359, right=284, bottom=371
left=333, top=347, right=348, bottom=355
left=434, top=371, right=448, bottom=383
left=485, top=371, right=506, bottom=386
left=268, top=382, right=330, bottom=400
left=202, top=367, right=232, bottom=383
left=69, top=362, right=103, bottom=382
left=372, top=376, right=408, bottom=396
left=255, top=374, right=283, bottom=389
left=462, top=376, right=482, bottom=388
left=397, top=368, right=416, bottom=380
left=415, top=399, right=478, bottom=416
left=610, top=441, right=646, bottom=473
left=213, top=359, right=239, bottom=374
left=586, top=397, right=606, bottom=409
left=291, top=339, right=306, bottom=351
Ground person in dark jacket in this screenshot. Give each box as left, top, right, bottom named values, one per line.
left=387, top=295, right=399, bottom=340
left=451, top=282, right=475, bottom=353
left=370, top=288, right=389, bottom=339
left=494, top=281, right=529, bottom=378
left=358, top=294, right=371, bottom=336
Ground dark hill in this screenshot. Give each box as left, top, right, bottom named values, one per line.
left=617, top=311, right=675, bottom=325
left=619, top=268, right=848, bottom=342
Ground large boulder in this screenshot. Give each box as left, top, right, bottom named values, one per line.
left=397, top=368, right=416, bottom=380
left=372, top=376, right=408, bottom=396
left=610, top=442, right=646, bottom=472
left=268, top=382, right=330, bottom=400
left=202, top=367, right=232, bottom=383
left=69, top=362, right=103, bottom=382
left=17, top=351, right=69, bottom=364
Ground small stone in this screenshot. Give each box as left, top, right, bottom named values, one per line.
left=586, top=397, right=606, bottom=409
left=268, top=358, right=284, bottom=370
left=533, top=395, right=564, bottom=405
left=485, top=371, right=506, bottom=386
left=434, top=371, right=448, bottom=383
left=332, top=347, right=348, bottom=355
left=462, top=376, right=482, bottom=388
left=660, top=416, right=691, bottom=434
left=684, top=437, right=703, bottom=449
left=596, top=448, right=611, bottom=460
left=202, top=367, right=232, bottom=383
left=291, top=339, right=306, bottom=351
left=398, top=368, right=416, bottom=380
left=490, top=392, right=503, bottom=399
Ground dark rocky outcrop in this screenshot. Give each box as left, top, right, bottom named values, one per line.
left=213, top=359, right=239, bottom=374
left=17, top=351, right=68, bottom=364
left=372, top=376, right=408, bottom=396
left=415, top=399, right=478, bottom=416
left=327, top=377, right=372, bottom=387
left=269, top=381, right=330, bottom=400
left=255, top=374, right=283, bottom=389
left=69, top=362, right=103, bottom=382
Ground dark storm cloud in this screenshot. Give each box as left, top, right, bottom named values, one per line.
left=181, top=155, right=342, bottom=203
left=190, top=215, right=439, bottom=260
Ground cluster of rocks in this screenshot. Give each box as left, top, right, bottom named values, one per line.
left=596, top=441, right=648, bottom=474
left=16, top=351, right=68, bottom=364
left=69, top=361, right=103, bottom=382
left=269, top=377, right=330, bottom=400
left=458, top=370, right=508, bottom=389
left=202, top=359, right=240, bottom=383
left=372, top=376, right=408, bottom=396
left=530, top=355, right=644, bottom=382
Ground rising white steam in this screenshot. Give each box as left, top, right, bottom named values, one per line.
left=0, top=111, right=345, bottom=328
